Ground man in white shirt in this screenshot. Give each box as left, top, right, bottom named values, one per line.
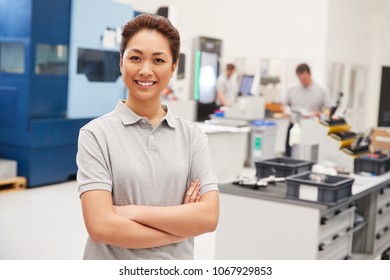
left=216, top=63, right=238, bottom=108
left=284, top=63, right=331, bottom=156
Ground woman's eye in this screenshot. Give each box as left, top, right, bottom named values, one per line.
left=154, top=58, right=165, bottom=63
left=129, top=56, right=141, bottom=61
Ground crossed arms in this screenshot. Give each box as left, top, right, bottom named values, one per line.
left=81, top=180, right=219, bottom=249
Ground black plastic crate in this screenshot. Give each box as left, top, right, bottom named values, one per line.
left=354, top=155, right=390, bottom=176
left=286, top=171, right=354, bottom=204
left=255, top=157, right=314, bottom=178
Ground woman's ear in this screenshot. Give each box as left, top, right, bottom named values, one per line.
left=119, top=57, right=123, bottom=73
left=171, top=62, right=177, bottom=76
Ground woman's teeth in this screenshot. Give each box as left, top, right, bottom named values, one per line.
left=137, top=81, right=153, bottom=86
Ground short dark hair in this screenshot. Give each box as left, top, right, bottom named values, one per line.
left=120, top=14, right=181, bottom=64
left=296, top=63, right=311, bottom=74
left=226, top=63, right=235, bottom=71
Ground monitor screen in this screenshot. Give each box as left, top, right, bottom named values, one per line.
left=239, top=75, right=254, bottom=96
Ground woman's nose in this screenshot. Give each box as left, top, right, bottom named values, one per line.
left=139, top=62, right=153, bottom=76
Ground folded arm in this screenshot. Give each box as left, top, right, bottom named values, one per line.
left=81, top=190, right=185, bottom=249
left=114, top=189, right=219, bottom=238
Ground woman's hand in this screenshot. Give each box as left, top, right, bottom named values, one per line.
left=183, top=179, right=201, bottom=204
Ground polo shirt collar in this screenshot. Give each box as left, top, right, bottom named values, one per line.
left=162, top=104, right=177, bottom=128
left=115, top=100, right=177, bottom=128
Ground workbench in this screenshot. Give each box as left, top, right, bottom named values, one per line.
left=211, top=171, right=390, bottom=259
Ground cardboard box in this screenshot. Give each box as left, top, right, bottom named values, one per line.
left=371, top=127, right=390, bottom=151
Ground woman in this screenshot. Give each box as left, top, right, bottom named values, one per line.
left=76, top=14, right=219, bottom=259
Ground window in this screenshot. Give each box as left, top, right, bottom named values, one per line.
left=77, top=48, right=120, bottom=82
left=348, top=65, right=366, bottom=109
left=0, top=42, right=24, bottom=74
left=35, top=44, right=68, bottom=75
left=327, top=62, right=345, bottom=103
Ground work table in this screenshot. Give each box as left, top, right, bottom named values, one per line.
left=219, top=171, right=390, bottom=212
left=214, top=171, right=390, bottom=259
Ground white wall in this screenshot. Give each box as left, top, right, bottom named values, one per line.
left=326, top=0, right=373, bottom=65
left=366, top=0, right=390, bottom=128
left=325, top=0, right=375, bottom=131
left=325, top=0, right=390, bottom=130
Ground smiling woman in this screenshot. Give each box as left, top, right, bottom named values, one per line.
left=76, top=14, right=219, bottom=260
left=120, top=29, right=175, bottom=117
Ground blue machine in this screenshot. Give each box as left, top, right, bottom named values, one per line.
left=0, top=0, right=133, bottom=187
left=67, top=0, right=133, bottom=118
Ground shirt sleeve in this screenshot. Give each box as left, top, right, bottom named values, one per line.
left=76, top=128, right=113, bottom=196
left=190, top=130, right=219, bottom=196
left=216, top=75, right=224, bottom=92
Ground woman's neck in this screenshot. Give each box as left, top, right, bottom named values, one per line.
left=125, top=96, right=166, bottom=127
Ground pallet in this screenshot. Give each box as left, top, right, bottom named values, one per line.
left=0, top=177, right=27, bottom=193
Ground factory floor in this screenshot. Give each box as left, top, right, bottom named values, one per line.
left=0, top=180, right=87, bottom=259
left=0, top=178, right=223, bottom=260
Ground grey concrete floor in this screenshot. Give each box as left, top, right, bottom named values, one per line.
left=0, top=180, right=87, bottom=260
left=0, top=178, right=223, bottom=260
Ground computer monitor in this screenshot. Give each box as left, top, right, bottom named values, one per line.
left=238, top=75, right=254, bottom=96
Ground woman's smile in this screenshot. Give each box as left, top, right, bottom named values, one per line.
left=135, top=80, right=156, bottom=88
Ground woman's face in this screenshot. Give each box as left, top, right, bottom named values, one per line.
left=120, top=30, right=176, bottom=102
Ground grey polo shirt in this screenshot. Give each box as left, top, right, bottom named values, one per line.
left=76, top=100, right=219, bottom=260
left=285, top=81, right=331, bottom=123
